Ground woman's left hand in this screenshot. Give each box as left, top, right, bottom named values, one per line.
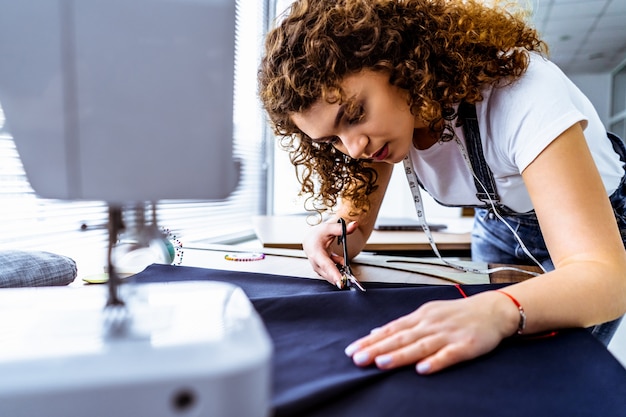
left=344, top=291, right=519, bottom=374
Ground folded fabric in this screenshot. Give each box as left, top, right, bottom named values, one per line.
left=133, top=264, right=626, bottom=417
left=0, top=250, right=77, bottom=288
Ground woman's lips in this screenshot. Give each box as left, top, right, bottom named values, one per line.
left=371, top=144, right=389, bottom=161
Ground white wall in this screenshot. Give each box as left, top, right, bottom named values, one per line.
left=568, top=72, right=612, bottom=127
left=378, top=164, right=462, bottom=219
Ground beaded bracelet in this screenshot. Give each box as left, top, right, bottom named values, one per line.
left=496, top=290, right=526, bottom=335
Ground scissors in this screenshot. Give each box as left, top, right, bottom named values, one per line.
left=336, top=218, right=366, bottom=292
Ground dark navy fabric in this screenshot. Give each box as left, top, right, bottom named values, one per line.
left=133, top=264, right=626, bottom=417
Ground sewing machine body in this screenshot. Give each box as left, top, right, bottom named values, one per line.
left=0, top=281, right=272, bottom=417
left=0, top=1, right=271, bottom=415
left=0, top=0, right=239, bottom=203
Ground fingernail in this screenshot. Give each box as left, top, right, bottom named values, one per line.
left=416, top=362, right=431, bottom=374
left=375, top=354, right=393, bottom=368
left=370, top=327, right=383, bottom=334
left=336, top=280, right=343, bottom=289
left=353, top=351, right=369, bottom=365
left=344, top=343, right=359, bottom=357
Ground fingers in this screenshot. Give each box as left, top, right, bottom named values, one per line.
left=344, top=299, right=503, bottom=375
left=344, top=319, right=431, bottom=367
left=346, top=329, right=479, bottom=375
left=344, top=219, right=359, bottom=235
left=345, top=304, right=430, bottom=353
left=414, top=342, right=480, bottom=374
left=311, top=253, right=344, bottom=288
left=303, top=220, right=358, bottom=287
left=349, top=332, right=446, bottom=369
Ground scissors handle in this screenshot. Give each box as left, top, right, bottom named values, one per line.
left=337, top=218, right=365, bottom=291
left=337, top=218, right=349, bottom=265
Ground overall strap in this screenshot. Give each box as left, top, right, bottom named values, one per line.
left=607, top=131, right=626, bottom=167
left=457, top=102, right=500, bottom=205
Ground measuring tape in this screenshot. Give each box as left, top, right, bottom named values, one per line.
left=402, top=137, right=544, bottom=277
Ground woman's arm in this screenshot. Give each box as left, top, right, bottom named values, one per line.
left=343, top=123, right=626, bottom=373
left=505, top=122, right=626, bottom=331
left=302, top=161, right=394, bottom=286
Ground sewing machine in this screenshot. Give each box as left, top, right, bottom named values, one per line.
left=0, top=1, right=272, bottom=416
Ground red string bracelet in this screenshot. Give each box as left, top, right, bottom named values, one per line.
left=495, top=290, right=527, bottom=335
left=454, top=284, right=468, bottom=298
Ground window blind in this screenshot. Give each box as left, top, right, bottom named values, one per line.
left=0, top=1, right=268, bottom=271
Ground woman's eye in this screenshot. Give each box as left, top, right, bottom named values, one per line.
left=346, top=106, right=365, bottom=125
left=314, top=136, right=339, bottom=145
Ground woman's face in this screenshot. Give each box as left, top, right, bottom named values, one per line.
left=291, top=70, right=424, bottom=164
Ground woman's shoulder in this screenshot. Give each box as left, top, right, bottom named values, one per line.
left=477, top=53, right=590, bottom=172
left=480, top=52, right=588, bottom=129
left=489, top=53, right=576, bottom=105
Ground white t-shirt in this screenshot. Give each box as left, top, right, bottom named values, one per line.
left=409, top=53, right=623, bottom=213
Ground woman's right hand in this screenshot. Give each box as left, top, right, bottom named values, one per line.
left=302, top=219, right=360, bottom=288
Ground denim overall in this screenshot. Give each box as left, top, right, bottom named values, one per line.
left=458, top=103, right=626, bottom=345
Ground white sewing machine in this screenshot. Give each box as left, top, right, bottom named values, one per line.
left=0, top=1, right=272, bottom=416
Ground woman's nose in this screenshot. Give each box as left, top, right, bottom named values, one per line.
left=340, top=132, right=368, bottom=159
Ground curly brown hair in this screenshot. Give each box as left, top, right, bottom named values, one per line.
left=258, top=0, right=546, bottom=215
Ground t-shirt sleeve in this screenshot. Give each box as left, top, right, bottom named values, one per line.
left=482, top=54, right=588, bottom=174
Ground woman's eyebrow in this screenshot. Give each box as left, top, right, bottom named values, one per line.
left=310, top=104, right=346, bottom=142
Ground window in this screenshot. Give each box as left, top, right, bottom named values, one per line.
left=0, top=1, right=269, bottom=274
left=611, top=59, right=626, bottom=140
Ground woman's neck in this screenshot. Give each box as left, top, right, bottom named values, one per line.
left=412, top=126, right=440, bottom=150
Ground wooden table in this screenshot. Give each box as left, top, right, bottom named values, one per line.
left=182, top=244, right=542, bottom=286
left=252, top=215, right=472, bottom=252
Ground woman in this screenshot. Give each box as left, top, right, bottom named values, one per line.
left=258, top=0, right=626, bottom=375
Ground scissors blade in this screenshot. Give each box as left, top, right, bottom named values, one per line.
left=344, top=272, right=366, bottom=292
left=349, top=276, right=366, bottom=291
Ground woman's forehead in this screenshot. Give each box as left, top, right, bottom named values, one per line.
left=291, top=70, right=387, bottom=120
left=290, top=97, right=343, bottom=139
left=292, top=98, right=338, bottom=124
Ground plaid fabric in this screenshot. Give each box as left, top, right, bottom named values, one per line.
left=0, top=250, right=77, bottom=288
